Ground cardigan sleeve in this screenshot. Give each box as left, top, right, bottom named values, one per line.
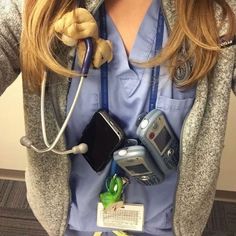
left=0, top=0, right=23, bottom=96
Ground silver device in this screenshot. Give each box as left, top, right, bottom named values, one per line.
left=113, top=145, right=164, bottom=185
left=136, top=109, right=179, bottom=176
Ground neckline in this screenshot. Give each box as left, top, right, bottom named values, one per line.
left=105, top=0, right=160, bottom=69
left=104, top=0, right=154, bottom=57
left=100, top=0, right=165, bottom=98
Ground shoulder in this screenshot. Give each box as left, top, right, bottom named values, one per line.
left=0, top=0, right=23, bottom=17
left=213, top=1, right=235, bottom=39
left=0, top=0, right=23, bottom=49
left=0, top=0, right=23, bottom=35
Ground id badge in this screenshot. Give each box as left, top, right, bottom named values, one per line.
left=96, top=202, right=144, bottom=232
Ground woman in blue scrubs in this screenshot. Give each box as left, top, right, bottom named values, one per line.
left=64, top=1, right=194, bottom=235
left=12, top=0, right=236, bottom=235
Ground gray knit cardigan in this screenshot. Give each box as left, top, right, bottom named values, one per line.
left=0, top=0, right=236, bottom=235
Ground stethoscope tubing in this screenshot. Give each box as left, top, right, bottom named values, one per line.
left=40, top=73, right=85, bottom=154
left=21, top=38, right=93, bottom=155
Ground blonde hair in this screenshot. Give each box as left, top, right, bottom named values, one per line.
left=20, top=0, right=76, bottom=91
left=20, top=0, right=236, bottom=91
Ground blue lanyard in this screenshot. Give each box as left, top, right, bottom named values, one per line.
left=100, top=4, right=109, bottom=112
left=149, top=8, right=165, bottom=111
left=99, top=3, right=165, bottom=112
left=99, top=4, right=165, bottom=176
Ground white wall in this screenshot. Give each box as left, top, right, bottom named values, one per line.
left=217, top=93, right=236, bottom=191
left=0, top=76, right=235, bottom=191
left=0, top=75, right=27, bottom=170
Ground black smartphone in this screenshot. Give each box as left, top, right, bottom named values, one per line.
left=80, top=109, right=125, bottom=172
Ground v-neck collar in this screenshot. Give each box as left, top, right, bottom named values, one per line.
left=106, top=0, right=162, bottom=97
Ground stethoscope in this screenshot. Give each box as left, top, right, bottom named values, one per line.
left=20, top=38, right=93, bottom=155
left=19, top=0, right=106, bottom=155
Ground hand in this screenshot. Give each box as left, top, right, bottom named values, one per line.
left=54, top=8, right=113, bottom=67
left=54, top=8, right=98, bottom=46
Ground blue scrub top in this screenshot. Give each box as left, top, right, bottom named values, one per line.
left=65, top=0, right=195, bottom=235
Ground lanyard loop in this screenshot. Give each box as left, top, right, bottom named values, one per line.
left=99, top=3, right=165, bottom=112
left=99, top=3, right=165, bottom=176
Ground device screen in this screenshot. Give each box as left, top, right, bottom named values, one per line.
left=154, top=126, right=171, bottom=153
left=80, top=111, right=124, bottom=172
left=126, top=164, right=149, bottom=174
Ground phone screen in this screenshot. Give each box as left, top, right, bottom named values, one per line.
left=154, top=126, right=171, bottom=154
left=80, top=111, right=124, bottom=172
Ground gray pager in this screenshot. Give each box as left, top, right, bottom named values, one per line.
left=113, top=145, right=164, bottom=185
left=136, top=109, right=179, bottom=176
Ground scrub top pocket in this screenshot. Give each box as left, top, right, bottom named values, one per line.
left=156, top=95, right=195, bottom=138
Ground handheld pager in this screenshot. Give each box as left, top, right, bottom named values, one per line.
left=113, top=145, right=164, bottom=186
left=136, top=109, right=179, bottom=176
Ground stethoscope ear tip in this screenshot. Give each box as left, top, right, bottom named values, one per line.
left=20, top=136, right=32, bottom=148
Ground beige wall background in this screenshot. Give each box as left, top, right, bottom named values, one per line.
left=0, top=75, right=235, bottom=191
left=0, top=75, right=27, bottom=171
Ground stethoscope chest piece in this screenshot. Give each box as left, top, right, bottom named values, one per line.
left=174, top=59, right=192, bottom=84
left=173, top=44, right=192, bottom=85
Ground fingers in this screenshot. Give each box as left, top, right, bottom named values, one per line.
left=93, top=38, right=113, bottom=68
left=58, top=22, right=98, bottom=46
left=54, top=8, right=113, bottom=68
left=54, top=8, right=98, bottom=43
left=63, top=22, right=98, bottom=39
left=77, top=38, right=113, bottom=68
left=73, top=8, right=97, bottom=22
left=61, top=35, right=78, bottom=47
